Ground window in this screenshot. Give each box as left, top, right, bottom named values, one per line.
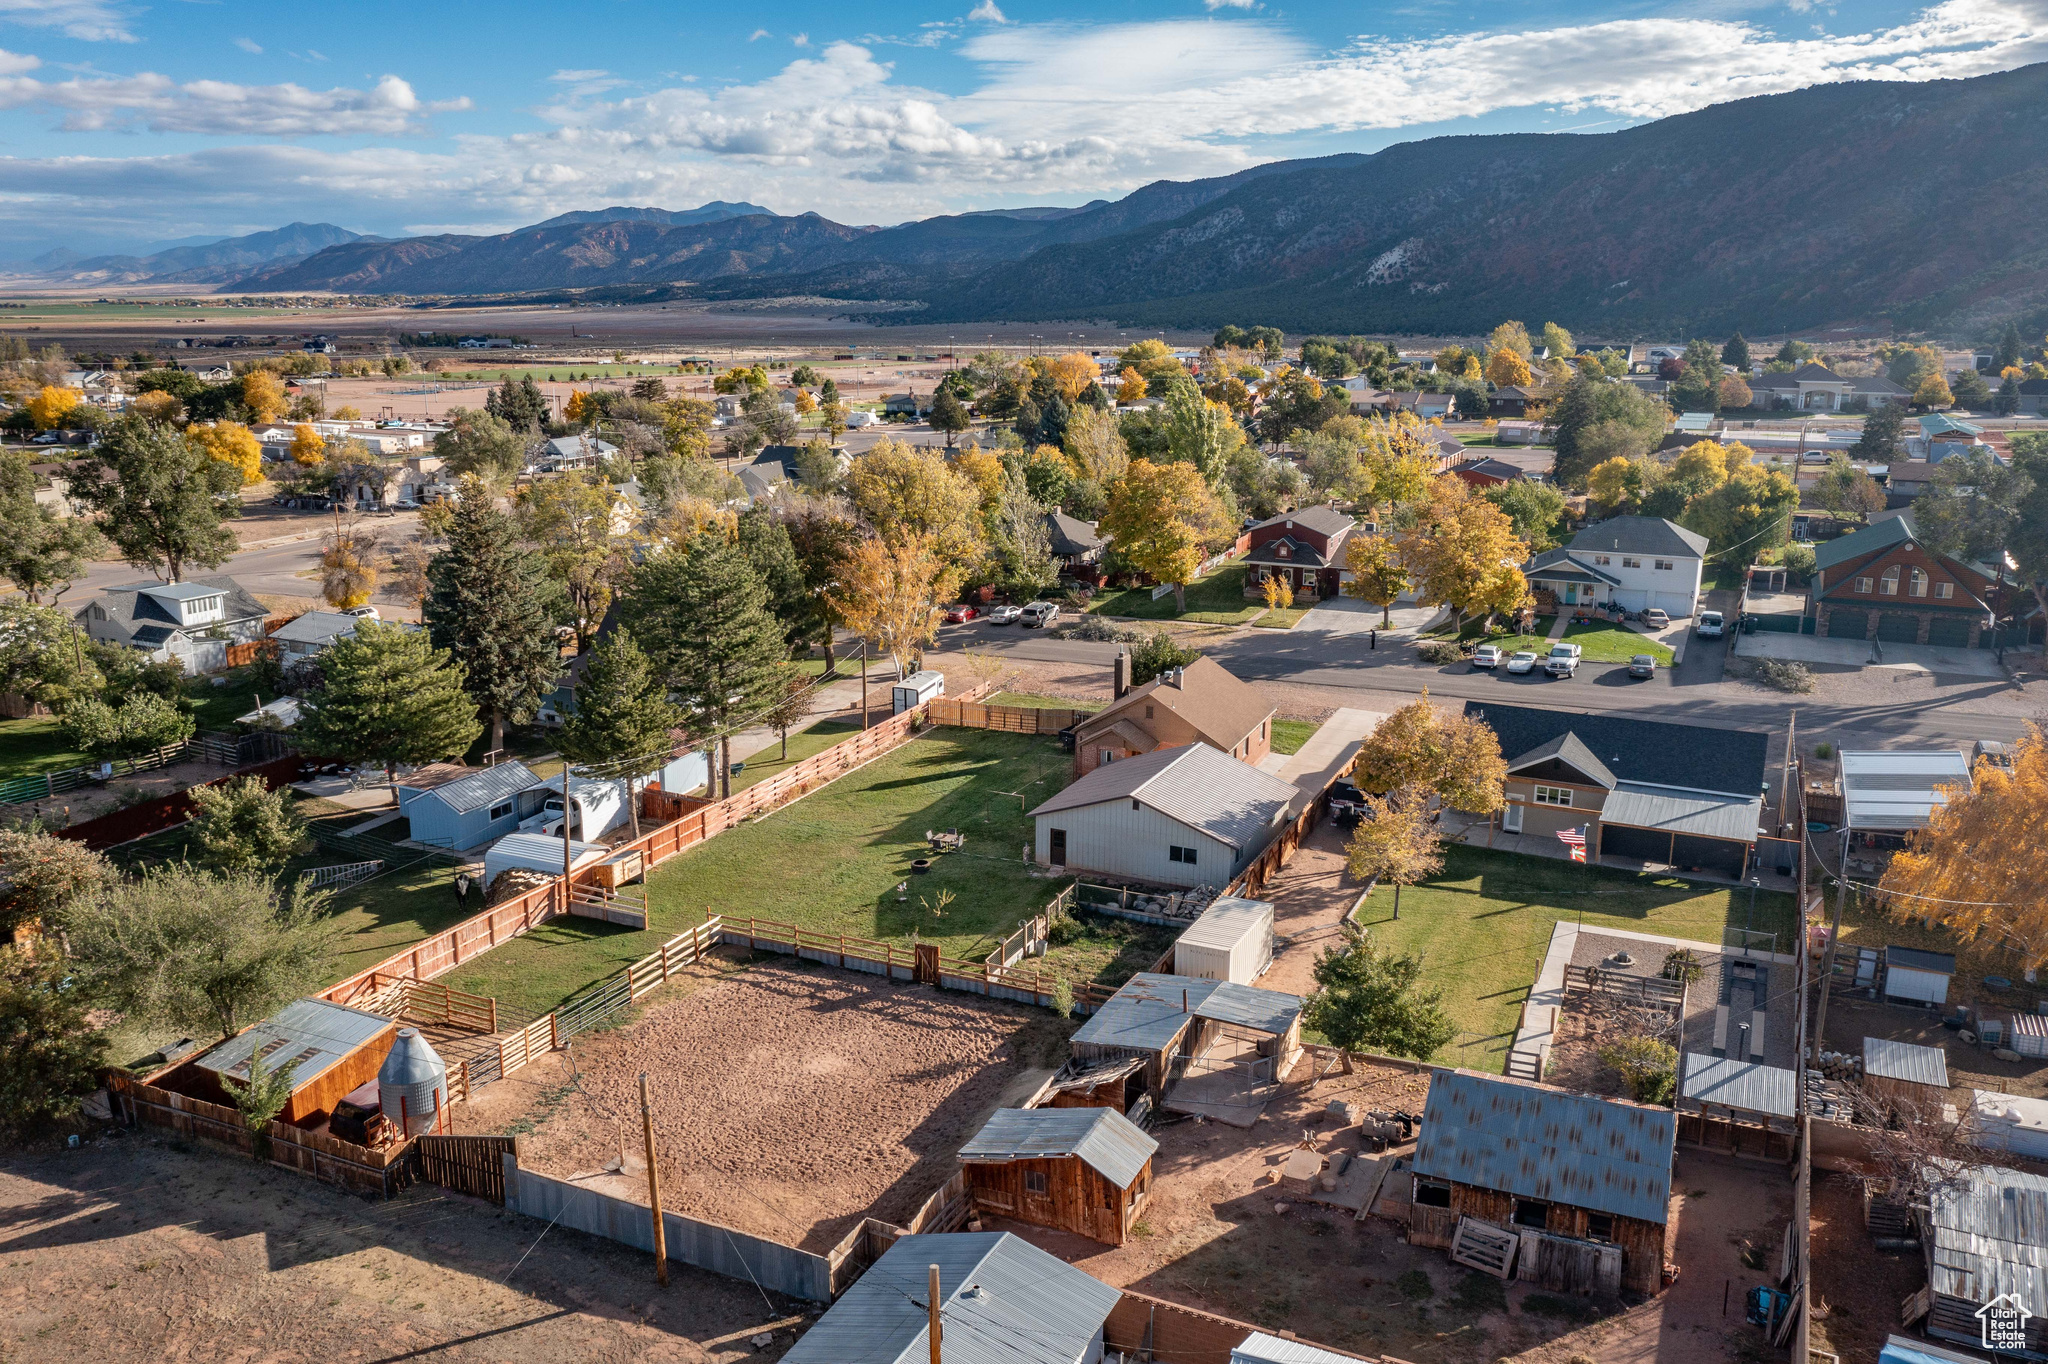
left=1934, top=581, right=1954, bottom=600
left=1145, top=704, right=1154, bottom=720
left=1533, top=785, right=1573, bottom=807
left=1168, top=845, right=1199, bottom=865
left=1414, top=1180, right=1452, bottom=1208
left=1855, top=576, right=1874, bottom=593
left=1654, top=559, right=1674, bottom=571
left=1513, top=1199, right=1550, bottom=1230
left=1880, top=566, right=1900, bottom=595
left=1909, top=568, right=1927, bottom=598
left=1132, top=799, right=1141, bottom=810
left=489, top=800, right=513, bottom=820
left=1593, top=554, right=1611, bottom=566
left=1585, top=1212, right=1615, bottom=1240
left=1024, top=1170, right=1049, bottom=1196
left=1622, top=556, right=1642, bottom=569
left=1099, top=750, right=1116, bottom=766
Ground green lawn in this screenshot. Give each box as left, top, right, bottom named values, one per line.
left=729, top=719, right=861, bottom=792
left=183, top=667, right=265, bottom=731
left=1252, top=606, right=1310, bottom=629
left=988, top=692, right=1102, bottom=711
left=445, top=728, right=1169, bottom=1016
left=0, top=716, right=90, bottom=779
left=1270, top=719, right=1318, bottom=755
left=1476, top=619, right=1557, bottom=655
left=1562, top=620, right=1674, bottom=664
left=1356, top=844, right=1797, bottom=1073
left=1085, top=561, right=1263, bottom=625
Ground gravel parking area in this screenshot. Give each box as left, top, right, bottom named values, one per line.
left=460, top=957, right=1070, bottom=1252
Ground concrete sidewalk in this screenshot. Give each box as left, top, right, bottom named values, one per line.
left=1298, top=592, right=1445, bottom=637
left=1733, top=630, right=2005, bottom=678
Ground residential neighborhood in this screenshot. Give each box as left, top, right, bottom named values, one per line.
left=0, top=303, right=2044, bottom=1364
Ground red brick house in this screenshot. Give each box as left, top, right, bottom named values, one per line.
left=1804, top=510, right=1999, bottom=647
left=1449, top=456, right=1525, bottom=488
left=1241, top=505, right=1356, bottom=600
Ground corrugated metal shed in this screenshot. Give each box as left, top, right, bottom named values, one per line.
left=1233, top=1332, right=1363, bottom=1363
left=1177, top=896, right=1274, bottom=952
left=1864, top=1036, right=1951, bottom=1087
left=1412, top=1070, right=1677, bottom=1225
left=420, top=760, right=542, bottom=815
left=1925, top=1164, right=2048, bottom=1308
left=191, top=998, right=392, bottom=1089
left=1680, top=1053, right=1798, bottom=1118
left=959, top=1107, right=1157, bottom=1189
left=1602, top=783, right=1763, bottom=843
left=1887, top=946, right=1956, bottom=976
left=780, top=1231, right=1120, bottom=1364
left=1839, top=750, right=1972, bottom=832
left=1070, top=973, right=1303, bottom=1053
left=1029, top=743, right=1299, bottom=852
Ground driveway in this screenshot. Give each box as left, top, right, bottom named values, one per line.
left=1733, top=630, right=2006, bottom=679
left=1298, top=591, right=1445, bottom=637
left=1254, top=823, right=1362, bottom=997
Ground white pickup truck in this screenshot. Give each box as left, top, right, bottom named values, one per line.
left=1544, top=642, right=1583, bottom=678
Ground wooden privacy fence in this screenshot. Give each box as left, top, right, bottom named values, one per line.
left=52, top=753, right=310, bottom=852
left=108, top=1072, right=417, bottom=1197
left=415, top=1134, right=518, bottom=1204
left=927, top=699, right=1088, bottom=735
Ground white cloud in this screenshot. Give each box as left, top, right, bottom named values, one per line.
left=792, top=31, right=810, bottom=46
left=1203, top=0, right=1260, bottom=10
left=0, top=71, right=471, bottom=135
left=548, top=67, right=626, bottom=96
left=232, top=35, right=261, bottom=53
left=968, top=1, right=1010, bottom=23
left=748, top=28, right=771, bottom=41
left=0, top=0, right=135, bottom=42
left=0, top=45, right=38, bottom=75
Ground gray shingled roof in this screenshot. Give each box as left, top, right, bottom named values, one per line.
left=959, top=1106, right=1157, bottom=1188
left=1505, top=731, right=1617, bottom=789
left=1029, top=742, right=1299, bottom=852
left=1044, top=510, right=1105, bottom=558
left=780, top=1232, right=1120, bottom=1364
left=75, top=575, right=267, bottom=645
left=1413, top=1069, right=1676, bottom=1224
left=1464, top=702, right=1768, bottom=801
left=1566, top=516, right=1708, bottom=560
left=1249, top=505, right=1354, bottom=539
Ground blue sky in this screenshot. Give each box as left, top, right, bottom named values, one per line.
left=1, top=0, right=2044, bottom=257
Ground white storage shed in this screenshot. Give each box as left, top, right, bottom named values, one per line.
left=1967, top=1089, right=2048, bottom=1161
left=1173, top=895, right=1275, bottom=984
left=1882, top=945, right=1956, bottom=1006
left=2013, top=1012, right=2048, bottom=1061
left=1233, top=1333, right=1362, bottom=1364
left=483, top=832, right=607, bottom=886
left=892, top=669, right=945, bottom=714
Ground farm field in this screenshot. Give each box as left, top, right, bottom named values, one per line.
left=1353, top=844, right=1795, bottom=1072
left=444, top=727, right=1173, bottom=1017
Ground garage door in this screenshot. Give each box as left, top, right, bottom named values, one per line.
left=1926, top=617, right=1973, bottom=648
left=1877, top=613, right=1922, bottom=644
left=1827, top=610, right=1868, bottom=639
left=1602, top=824, right=1747, bottom=877
left=1652, top=591, right=1696, bottom=618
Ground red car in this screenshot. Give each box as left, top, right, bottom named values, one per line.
left=943, top=604, right=980, bottom=623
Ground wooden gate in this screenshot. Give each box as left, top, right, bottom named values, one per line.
left=914, top=942, right=941, bottom=985
left=416, top=1134, right=517, bottom=1204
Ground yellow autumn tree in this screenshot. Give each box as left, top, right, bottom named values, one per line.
left=950, top=444, right=1006, bottom=515
left=1351, top=691, right=1507, bottom=815
left=827, top=532, right=957, bottom=679
left=1399, top=475, right=1531, bottom=628
left=1486, top=321, right=1533, bottom=359
left=241, top=369, right=287, bottom=421
left=1099, top=458, right=1223, bottom=613
left=1880, top=725, right=2048, bottom=968
left=25, top=386, right=80, bottom=431
left=564, top=389, right=591, bottom=423
left=1485, top=348, right=1533, bottom=388
left=1116, top=367, right=1148, bottom=405
left=289, top=424, right=326, bottom=466
left=1341, top=534, right=1408, bottom=626
left=191, top=421, right=264, bottom=485
left=1047, top=352, right=1098, bottom=402
left=844, top=439, right=983, bottom=565
left=1913, top=373, right=1954, bottom=409
left=131, top=391, right=181, bottom=425
left=319, top=522, right=380, bottom=609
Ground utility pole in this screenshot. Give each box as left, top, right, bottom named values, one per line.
left=1811, top=827, right=1850, bottom=1064
left=927, top=1263, right=942, bottom=1364
left=562, top=763, right=573, bottom=911
left=860, top=640, right=870, bottom=731
left=1780, top=710, right=1797, bottom=835
left=640, top=1073, right=668, bottom=1286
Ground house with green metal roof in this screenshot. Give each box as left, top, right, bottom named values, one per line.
left=1803, top=510, right=1999, bottom=648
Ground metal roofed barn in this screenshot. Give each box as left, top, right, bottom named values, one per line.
left=1838, top=750, right=1973, bottom=833
left=1068, top=973, right=1305, bottom=1105
left=1409, top=1069, right=1677, bottom=1296
left=959, top=1107, right=1158, bottom=1245
left=779, top=1231, right=1121, bottom=1364
left=1680, top=1052, right=1799, bottom=1119
left=1916, top=1163, right=2048, bottom=1355
left=179, top=998, right=399, bottom=1125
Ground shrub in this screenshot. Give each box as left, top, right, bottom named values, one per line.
left=0, top=948, right=109, bottom=1142
left=1599, top=1035, right=1678, bottom=1104
left=1416, top=639, right=1465, bottom=665
left=1129, top=631, right=1201, bottom=685
left=1055, top=616, right=1133, bottom=644
left=1049, top=978, right=1074, bottom=1018
left=1815, top=741, right=1834, bottom=759
left=1046, top=913, right=1084, bottom=947
left=1451, top=1270, right=1507, bottom=1314
left=1780, top=542, right=1817, bottom=583
left=1756, top=658, right=1814, bottom=693
left=1395, top=1269, right=1434, bottom=1301
left=1661, top=948, right=1704, bottom=984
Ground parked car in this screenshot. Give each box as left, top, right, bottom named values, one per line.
left=1471, top=644, right=1504, bottom=669
left=1696, top=610, right=1725, bottom=638
left=1642, top=608, right=1671, bottom=628
left=1626, top=654, right=1657, bottom=679
left=986, top=604, right=1023, bottom=625
left=1020, top=601, right=1060, bottom=628
left=1544, top=643, right=1582, bottom=677
left=1975, top=738, right=2015, bottom=772
left=1327, top=780, right=1366, bottom=824
left=342, top=605, right=381, bottom=620
left=943, top=604, right=980, bottom=624
left=1505, top=650, right=1539, bottom=675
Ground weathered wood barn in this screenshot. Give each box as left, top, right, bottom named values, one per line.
left=1067, top=973, right=1304, bottom=1105
left=959, top=1106, right=1159, bottom=1245
left=1908, top=1163, right=2048, bottom=1356
left=166, top=998, right=398, bottom=1126
left=1410, top=1070, right=1677, bottom=1297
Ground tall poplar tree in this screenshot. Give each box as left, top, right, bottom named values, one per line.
left=625, top=532, right=787, bottom=800
left=424, top=482, right=563, bottom=754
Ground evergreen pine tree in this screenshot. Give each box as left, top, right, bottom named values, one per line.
left=1996, top=374, right=2022, bottom=417
left=624, top=532, right=787, bottom=800
left=1996, top=320, right=2025, bottom=374
left=424, top=485, right=562, bottom=754
left=928, top=386, right=971, bottom=447
left=1720, top=332, right=1750, bottom=372
left=734, top=509, right=809, bottom=653
left=296, top=621, right=483, bottom=787
left=557, top=630, right=676, bottom=836
left=486, top=374, right=548, bottom=433
left=1852, top=400, right=1906, bottom=463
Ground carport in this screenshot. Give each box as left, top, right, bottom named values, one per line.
left=1596, top=782, right=1762, bottom=879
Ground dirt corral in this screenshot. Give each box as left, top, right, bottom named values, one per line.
left=458, top=955, right=1072, bottom=1252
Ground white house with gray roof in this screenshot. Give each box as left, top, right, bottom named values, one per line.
left=1030, top=742, right=1300, bottom=888
left=1523, top=515, right=1707, bottom=618
left=75, top=576, right=269, bottom=674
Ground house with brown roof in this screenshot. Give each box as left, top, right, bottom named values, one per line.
left=1071, top=655, right=1276, bottom=779
left=1240, top=505, right=1357, bottom=601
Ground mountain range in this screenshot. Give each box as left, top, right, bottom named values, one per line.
left=24, top=223, right=377, bottom=286
left=18, top=64, right=2048, bottom=336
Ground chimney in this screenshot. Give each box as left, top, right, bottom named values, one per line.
left=1166, top=667, right=1184, bottom=689
left=1113, top=647, right=1131, bottom=699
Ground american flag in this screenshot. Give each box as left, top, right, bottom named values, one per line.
left=1556, top=826, right=1588, bottom=863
